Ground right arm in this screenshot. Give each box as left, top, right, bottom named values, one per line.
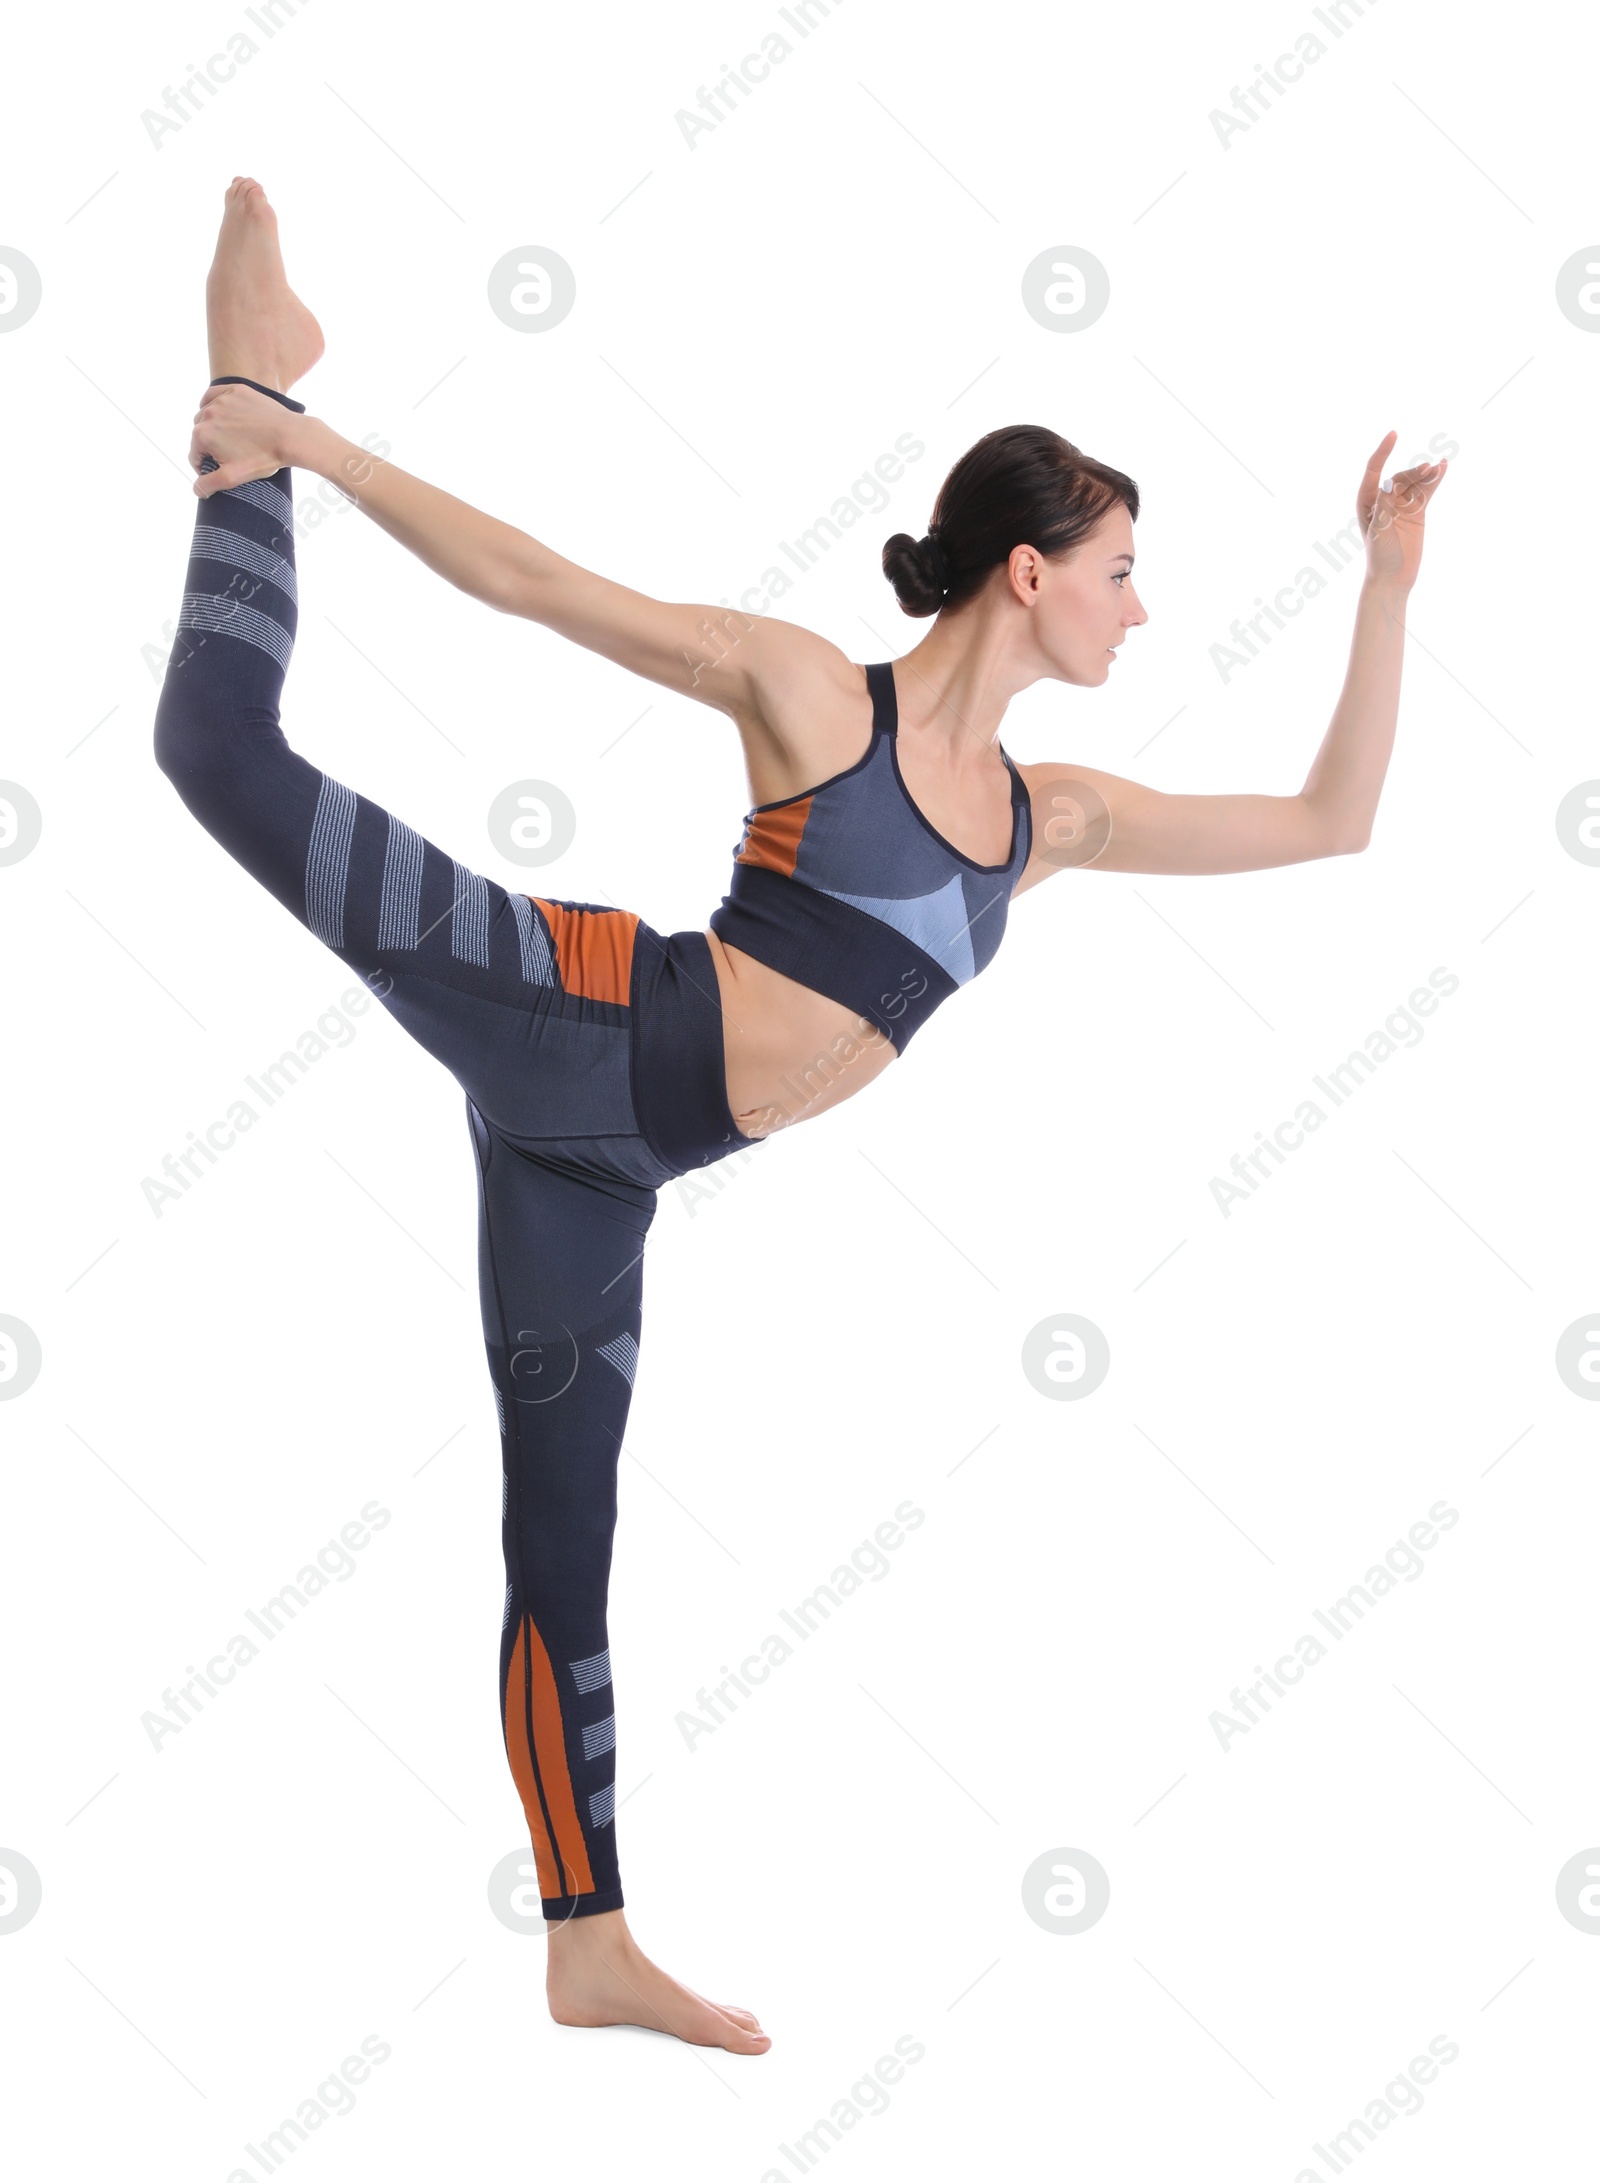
left=190, top=383, right=768, bottom=719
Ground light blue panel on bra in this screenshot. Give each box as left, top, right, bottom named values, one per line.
left=823, top=870, right=977, bottom=985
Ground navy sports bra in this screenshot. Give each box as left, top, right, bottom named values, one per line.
left=708, top=660, right=1033, bottom=1048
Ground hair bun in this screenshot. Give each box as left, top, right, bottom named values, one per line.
left=881, top=528, right=948, bottom=618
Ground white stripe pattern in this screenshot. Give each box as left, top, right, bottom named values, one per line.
left=581, top=1714, right=616, bottom=1761
left=190, top=523, right=298, bottom=606
left=450, top=861, right=491, bottom=967
left=509, top=893, right=556, bottom=985
left=178, top=591, right=293, bottom=671
left=596, top=1333, right=639, bottom=1387
left=224, top=475, right=295, bottom=528
left=569, top=1648, right=611, bottom=1694
left=502, top=1583, right=514, bottom=1631
left=493, top=1386, right=506, bottom=1438
left=588, top=1782, right=616, bottom=1829
left=377, top=815, right=425, bottom=949
left=305, top=775, right=358, bottom=946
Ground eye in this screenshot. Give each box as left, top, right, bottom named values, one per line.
left=1112, top=570, right=1130, bottom=587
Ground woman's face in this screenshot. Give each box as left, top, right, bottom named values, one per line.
left=1016, top=504, right=1147, bottom=685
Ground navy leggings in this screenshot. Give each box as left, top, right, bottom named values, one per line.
left=154, top=379, right=758, bottom=1921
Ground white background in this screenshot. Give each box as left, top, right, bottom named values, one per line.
left=2, top=1, right=1597, bottom=2176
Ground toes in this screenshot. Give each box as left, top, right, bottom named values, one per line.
left=693, top=1986, right=761, bottom=2029
left=711, top=2002, right=769, bottom=2048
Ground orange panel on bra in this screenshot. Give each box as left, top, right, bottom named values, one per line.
left=734, top=795, right=812, bottom=878
left=531, top=900, right=639, bottom=1005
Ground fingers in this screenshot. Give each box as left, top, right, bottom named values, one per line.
left=1360, top=440, right=1449, bottom=526
left=1363, top=461, right=1448, bottom=542
left=1356, top=432, right=1396, bottom=522
left=1358, top=430, right=1397, bottom=487
left=193, top=461, right=255, bottom=499
left=1388, top=460, right=1448, bottom=507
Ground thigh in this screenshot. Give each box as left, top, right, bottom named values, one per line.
left=468, top=1103, right=657, bottom=1580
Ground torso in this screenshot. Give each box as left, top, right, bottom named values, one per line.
left=705, top=937, right=900, bottom=1134
left=704, top=653, right=1024, bottom=1137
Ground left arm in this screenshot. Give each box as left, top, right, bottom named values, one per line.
left=1016, top=434, right=1447, bottom=888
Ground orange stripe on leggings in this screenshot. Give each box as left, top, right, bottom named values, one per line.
left=519, top=1616, right=594, bottom=1897
left=503, top=1621, right=561, bottom=1898
left=532, top=900, right=638, bottom=1006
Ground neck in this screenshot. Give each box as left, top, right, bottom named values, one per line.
left=892, top=598, right=1039, bottom=759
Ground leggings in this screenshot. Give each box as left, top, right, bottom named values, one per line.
left=153, top=378, right=760, bottom=1921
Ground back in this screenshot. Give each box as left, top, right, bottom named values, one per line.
left=710, top=662, right=1033, bottom=1045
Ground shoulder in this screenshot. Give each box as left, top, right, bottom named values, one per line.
left=1011, top=761, right=1119, bottom=892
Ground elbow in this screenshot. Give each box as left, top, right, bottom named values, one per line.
left=491, top=541, right=552, bottom=621
left=1303, top=798, right=1369, bottom=857
left=481, top=566, right=529, bottom=618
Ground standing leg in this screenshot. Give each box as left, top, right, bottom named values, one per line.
left=468, top=1108, right=656, bottom=1922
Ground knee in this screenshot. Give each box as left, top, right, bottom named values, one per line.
left=151, top=693, right=187, bottom=785
left=152, top=669, right=207, bottom=788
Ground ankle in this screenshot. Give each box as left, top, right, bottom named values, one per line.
left=209, top=354, right=282, bottom=391
left=208, top=373, right=307, bottom=415
left=547, top=1911, right=634, bottom=1959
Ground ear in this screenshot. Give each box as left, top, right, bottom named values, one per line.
left=1006, top=543, right=1040, bottom=601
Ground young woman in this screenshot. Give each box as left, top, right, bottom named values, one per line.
left=155, top=179, right=1446, bottom=2055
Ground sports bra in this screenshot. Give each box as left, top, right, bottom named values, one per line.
left=708, top=661, right=1033, bottom=1048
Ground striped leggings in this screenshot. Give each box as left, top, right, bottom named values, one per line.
left=154, top=378, right=757, bottom=1921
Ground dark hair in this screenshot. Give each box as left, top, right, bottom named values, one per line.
left=882, top=424, right=1139, bottom=618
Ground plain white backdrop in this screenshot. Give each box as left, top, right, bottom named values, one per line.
left=2, top=1, right=1597, bottom=2176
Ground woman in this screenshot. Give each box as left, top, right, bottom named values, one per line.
left=156, top=179, right=1446, bottom=2055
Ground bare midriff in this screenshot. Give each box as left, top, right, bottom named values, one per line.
left=704, top=932, right=899, bottom=1139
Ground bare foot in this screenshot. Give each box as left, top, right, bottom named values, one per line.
left=545, top=1910, right=770, bottom=2054
left=206, top=177, right=324, bottom=393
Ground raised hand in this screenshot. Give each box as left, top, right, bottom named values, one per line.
left=1357, top=430, right=1447, bottom=592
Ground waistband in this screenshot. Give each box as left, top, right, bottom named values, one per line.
left=628, top=925, right=763, bottom=1176
left=708, top=862, right=957, bottom=1050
